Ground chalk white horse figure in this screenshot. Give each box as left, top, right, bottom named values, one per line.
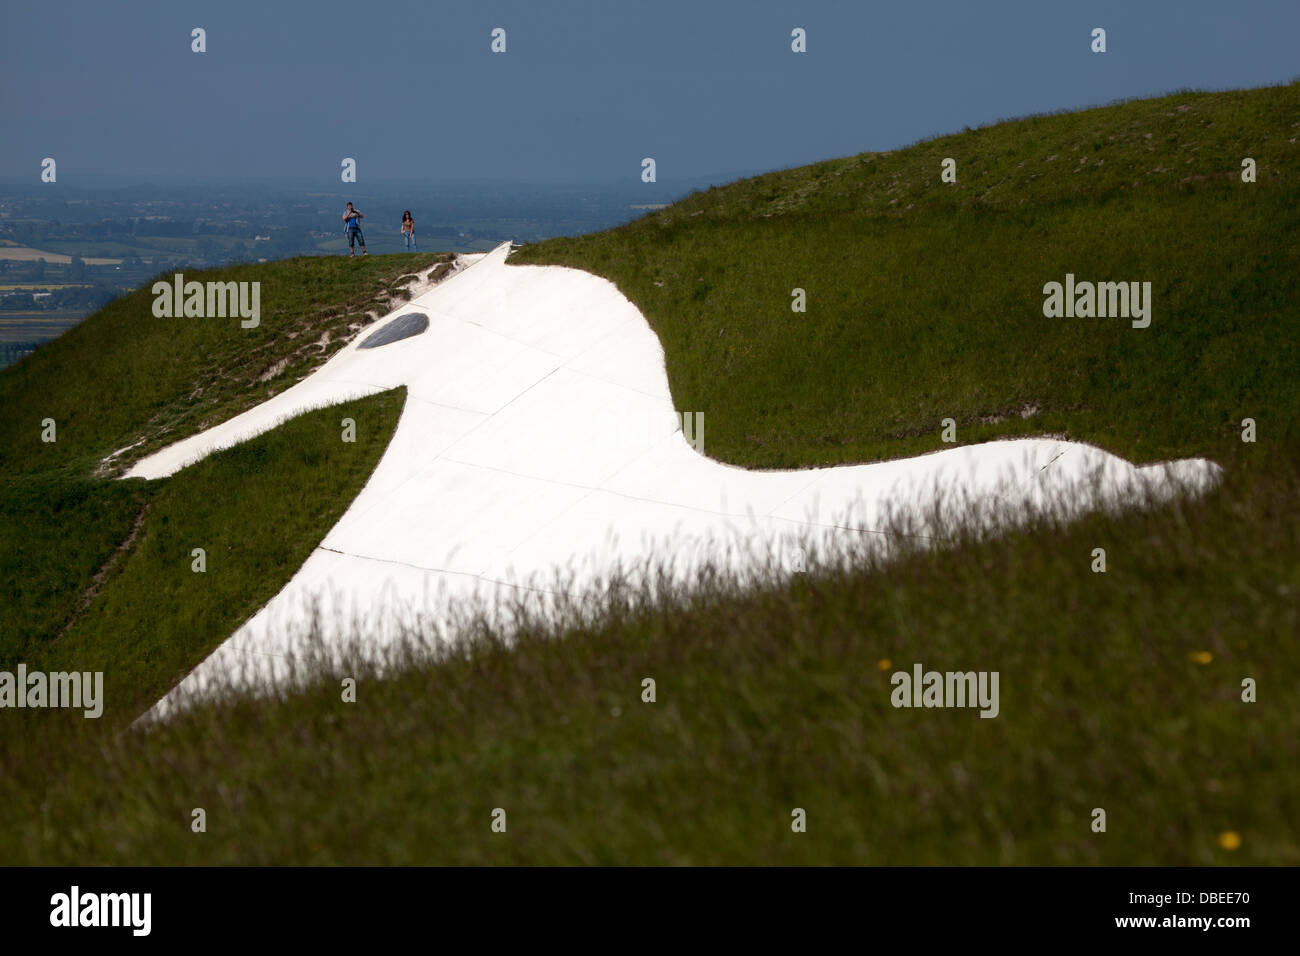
left=125, top=242, right=1220, bottom=716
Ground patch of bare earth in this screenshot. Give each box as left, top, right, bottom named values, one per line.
left=55, top=502, right=151, bottom=640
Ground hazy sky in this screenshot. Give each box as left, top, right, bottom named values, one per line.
left=3, top=0, right=1297, bottom=185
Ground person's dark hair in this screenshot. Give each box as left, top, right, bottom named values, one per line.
left=402, top=210, right=412, bottom=221
left=346, top=202, right=354, bottom=208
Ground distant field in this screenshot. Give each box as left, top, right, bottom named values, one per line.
left=0, top=313, right=86, bottom=343
left=0, top=243, right=122, bottom=265
left=0, top=283, right=93, bottom=290
left=36, top=239, right=148, bottom=258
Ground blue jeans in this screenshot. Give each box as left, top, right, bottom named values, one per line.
left=404, top=231, right=417, bottom=252
left=347, top=227, right=365, bottom=249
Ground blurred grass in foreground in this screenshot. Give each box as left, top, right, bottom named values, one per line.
left=1, top=453, right=1294, bottom=865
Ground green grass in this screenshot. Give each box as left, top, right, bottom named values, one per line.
left=21, top=389, right=406, bottom=719
left=0, top=252, right=442, bottom=677
left=1, top=457, right=1294, bottom=865
left=0, top=251, right=447, bottom=480
left=512, top=83, right=1300, bottom=468
left=1, top=85, right=1297, bottom=865
left=1, top=389, right=404, bottom=719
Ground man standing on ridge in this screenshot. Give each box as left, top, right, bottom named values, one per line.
left=343, top=202, right=367, bottom=256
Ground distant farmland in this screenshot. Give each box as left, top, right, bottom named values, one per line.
left=0, top=243, right=123, bottom=265
left=0, top=312, right=86, bottom=368
left=0, top=312, right=85, bottom=342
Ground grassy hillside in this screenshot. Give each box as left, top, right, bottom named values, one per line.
left=1, top=86, right=1296, bottom=864
left=22, top=389, right=406, bottom=720
left=0, top=252, right=441, bottom=702
left=0, top=251, right=448, bottom=480
left=513, top=83, right=1300, bottom=467
left=2, top=460, right=1295, bottom=864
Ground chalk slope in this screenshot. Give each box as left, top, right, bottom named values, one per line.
left=128, top=242, right=1220, bottom=715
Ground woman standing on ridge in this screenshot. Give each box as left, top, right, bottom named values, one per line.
left=401, top=210, right=417, bottom=252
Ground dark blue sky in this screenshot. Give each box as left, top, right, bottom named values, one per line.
left=4, top=0, right=1297, bottom=185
